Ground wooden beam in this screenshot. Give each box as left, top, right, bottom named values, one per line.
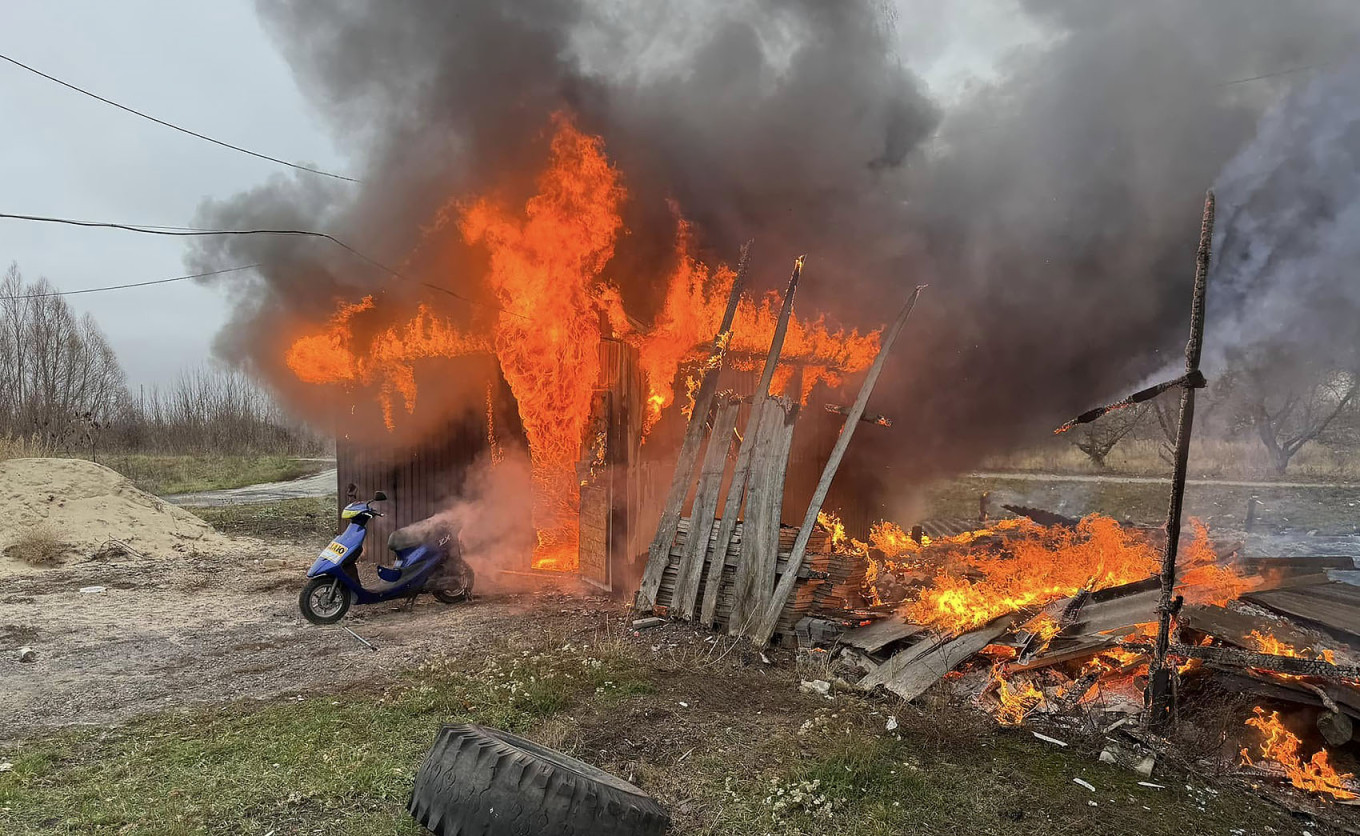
left=698, top=257, right=805, bottom=625
left=1165, top=642, right=1360, bottom=680
left=748, top=284, right=927, bottom=645
left=635, top=242, right=753, bottom=612
left=670, top=398, right=740, bottom=619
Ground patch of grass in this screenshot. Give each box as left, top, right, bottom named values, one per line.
left=3, top=525, right=67, bottom=566
left=0, top=640, right=652, bottom=835
left=0, top=433, right=52, bottom=462
left=94, top=454, right=329, bottom=496
left=0, top=633, right=1314, bottom=836
left=697, top=724, right=1302, bottom=836
left=191, top=497, right=339, bottom=543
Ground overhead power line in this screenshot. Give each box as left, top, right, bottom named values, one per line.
left=0, top=52, right=358, bottom=183
left=0, top=211, right=518, bottom=318
left=0, top=264, right=260, bottom=300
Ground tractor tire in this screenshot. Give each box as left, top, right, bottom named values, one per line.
left=408, top=724, right=669, bottom=836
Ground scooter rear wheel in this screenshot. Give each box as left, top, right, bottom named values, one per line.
left=299, top=576, right=352, bottom=624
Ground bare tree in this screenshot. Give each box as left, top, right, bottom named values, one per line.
left=0, top=264, right=127, bottom=449
left=1223, top=357, right=1358, bottom=477
left=1068, top=403, right=1148, bottom=468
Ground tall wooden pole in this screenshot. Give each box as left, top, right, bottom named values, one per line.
left=1147, top=191, right=1215, bottom=729
left=634, top=242, right=752, bottom=612
left=749, top=284, right=926, bottom=646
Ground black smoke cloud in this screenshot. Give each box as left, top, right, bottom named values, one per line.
left=190, top=0, right=1360, bottom=491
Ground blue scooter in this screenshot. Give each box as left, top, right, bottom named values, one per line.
left=298, top=491, right=474, bottom=625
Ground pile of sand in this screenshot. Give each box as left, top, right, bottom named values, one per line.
left=0, top=458, right=232, bottom=569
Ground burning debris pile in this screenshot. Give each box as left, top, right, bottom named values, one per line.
left=827, top=515, right=1360, bottom=805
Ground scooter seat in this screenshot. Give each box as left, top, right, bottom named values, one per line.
left=388, top=526, right=424, bottom=552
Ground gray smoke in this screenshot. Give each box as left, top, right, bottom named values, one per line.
left=190, top=0, right=1360, bottom=485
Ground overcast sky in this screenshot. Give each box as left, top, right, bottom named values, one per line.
left=0, top=1, right=1030, bottom=391
left=0, top=1, right=348, bottom=390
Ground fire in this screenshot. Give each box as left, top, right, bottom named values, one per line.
left=636, top=223, right=881, bottom=428
left=990, top=672, right=1045, bottom=726
left=905, top=516, right=1160, bottom=635
left=285, top=297, right=489, bottom=429
left=459, top=114, right=624, bottom=571
left=285, top=112, right=883, bottom=572
left=1241, top=707, right=1357, bottom=801
left=1246, top=629, right=1337, bottom=664
left=898, top=516, right=1248, bottom=636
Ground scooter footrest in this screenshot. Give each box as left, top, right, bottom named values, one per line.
left=376, top=565, right=402, bottom=582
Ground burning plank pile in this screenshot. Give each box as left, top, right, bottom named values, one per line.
left=831, top=514, right=1360, bottom=804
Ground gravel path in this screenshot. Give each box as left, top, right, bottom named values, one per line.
left=164, top=467, right=337, bottom=506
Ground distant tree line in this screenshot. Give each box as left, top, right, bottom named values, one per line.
left=0, top=263, right=325, bottom=457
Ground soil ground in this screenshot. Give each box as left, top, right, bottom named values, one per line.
left=2, top=481, right=1356, bottom=834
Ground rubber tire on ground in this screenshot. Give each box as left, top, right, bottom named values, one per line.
left=298, top=576, right=352, bottom=625
left=408, top=724, right=669, bottom=836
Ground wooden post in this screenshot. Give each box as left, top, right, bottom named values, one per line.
left=748, top=285, right=926, bottom=645
left=635, top=243, right=753, bottom=612
left=1147, top=192, right=1215, bottom=729
left=698, top=258, right=805, bottom=624
left=670, top=397, right=740, bottom=619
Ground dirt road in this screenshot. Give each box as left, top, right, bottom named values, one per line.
left=0, top=543, right=612, bottom=740
left=163, top=467, right=337, bottom=506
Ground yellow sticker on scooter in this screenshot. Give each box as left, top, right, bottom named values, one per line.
left=326, top=542, right=348, bottom=557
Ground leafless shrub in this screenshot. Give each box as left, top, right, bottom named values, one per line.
left=6, top=525, right=67, bottom=566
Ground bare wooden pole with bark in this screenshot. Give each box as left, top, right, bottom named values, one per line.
left=635, top=242, right=753, bottom=612
left=1147, top=192, right=1215, bottom=729
left=748, top=285, right=927, bottom=646
left=698, top=258, right=804, bottom=624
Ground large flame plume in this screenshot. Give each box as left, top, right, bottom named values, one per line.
left=284, top=114, right=878, bottom=571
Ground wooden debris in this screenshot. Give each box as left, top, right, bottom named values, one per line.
left=1163, top=642, right=1360, bottom=680
left=824, top=404, right=893, bottom=427
left=670, top=398, right=740, bottom=619
left=865, top=615, right=1017, bottom=701
left=636, top=243, right=752, bottom=612
left=699, top=258, right=804, bottom=625
left=840, top=618, right=923, bottom=655
left=751, top=284, right=926, bottom=646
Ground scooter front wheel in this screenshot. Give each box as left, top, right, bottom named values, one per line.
left=299, top=576, right=353, bottom=624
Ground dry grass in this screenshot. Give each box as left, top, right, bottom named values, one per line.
left=5, top=525, right=67, bottom=566
left=0, top=433, right=52, bottom=462
left=984, top=437, right=1360, bottom=482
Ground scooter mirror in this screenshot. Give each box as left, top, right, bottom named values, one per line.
left=373, top=490, right=388, bottom=501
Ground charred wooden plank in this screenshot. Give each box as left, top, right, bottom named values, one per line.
left=1245, top=582, right=1360, bottom=644
left=750, top=284, right=927, bottom=646
left=636, top=242, right=752, bottom=612
left=839, top=618, right=923, bottom=655
left=823, top=404, right=893, bottom=427
left=1165, top=642, right=1360, bottom=680
left=879, top=615, right=1018, bottom=701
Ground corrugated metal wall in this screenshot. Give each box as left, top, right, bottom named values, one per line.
left=333, top=355, right=523, bottom=563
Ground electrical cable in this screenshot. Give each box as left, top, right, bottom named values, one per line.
left=0, top=264, right=259, bottom=300
left=0, top=211, right=519, bottom=317
left=0, top=51, right=358, bottom=183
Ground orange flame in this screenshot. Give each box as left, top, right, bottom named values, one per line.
left=1246, top=630, right=1337, bottom=665
left=1241, top=707, right=1357, bottom=800
left=284, top=297, right=490, bottom=429
left=458, top=114, right=624, bottom=571
left=285, top=113, right=883, bottom=572
left=991, top=672, right=1045, bottom=726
